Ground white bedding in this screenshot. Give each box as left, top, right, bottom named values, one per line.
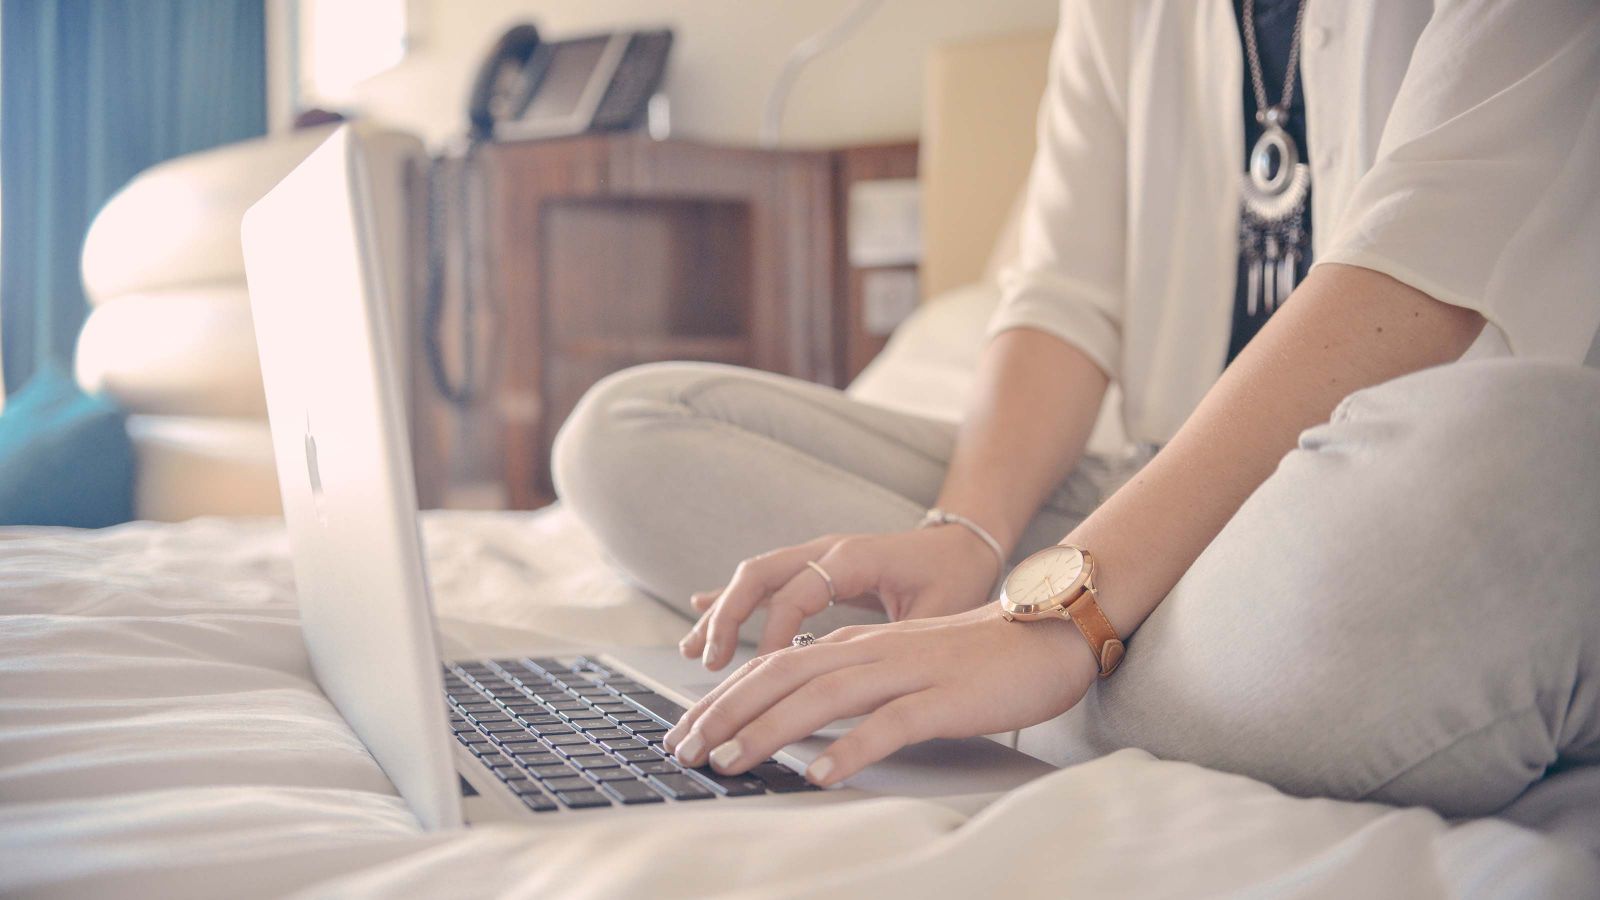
left=2, top=509, right=1596, bottom=899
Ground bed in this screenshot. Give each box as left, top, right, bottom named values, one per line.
left=5, top=282, right=1600, bottom=899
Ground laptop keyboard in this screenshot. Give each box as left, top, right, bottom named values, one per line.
left=444, top=656, right=817, bottom=813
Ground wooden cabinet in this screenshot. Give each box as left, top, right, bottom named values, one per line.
left=475, top=135, right=839, bottom=509
left=408, top=135, right=921, bottom=510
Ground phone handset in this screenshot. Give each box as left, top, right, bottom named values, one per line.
left=466, top=24, right=543, bottom=140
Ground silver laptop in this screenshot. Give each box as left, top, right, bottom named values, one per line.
left=240, top=126, right=1051, bottom=830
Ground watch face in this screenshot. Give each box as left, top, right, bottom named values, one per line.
left=1003, top=545, right=1086, bottom=610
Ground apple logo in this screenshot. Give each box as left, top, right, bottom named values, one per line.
left=305, top=416, right=328, bottom=525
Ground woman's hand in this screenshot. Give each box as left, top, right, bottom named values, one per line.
left=680, top=526, right=1002, bottom=671
left=664, top=606, right=1098, bottom=786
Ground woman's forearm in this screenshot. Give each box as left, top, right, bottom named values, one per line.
left=1070, top=263, right=1486, bottom=640
left=936, top=328, right=1110, bottom=556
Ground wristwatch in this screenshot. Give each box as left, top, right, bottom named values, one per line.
left=998, top=545, right=1125, bottom=677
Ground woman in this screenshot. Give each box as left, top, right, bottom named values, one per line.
left=555, top=0, right=1600, bottom=817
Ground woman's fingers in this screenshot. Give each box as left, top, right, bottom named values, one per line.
left=665, top=636, right=871, bottom=758
left=698, top=537, right=834, bottom=670
left=699, top=663, right=923, bottom=775
left=804, top=692, right=944, bottom=786
left=677, top=590, right=724, bottom=660
left=754, top=538, right=880, bottom=656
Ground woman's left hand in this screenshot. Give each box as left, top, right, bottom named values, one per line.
left=663, top=605, right=1099, bottom=786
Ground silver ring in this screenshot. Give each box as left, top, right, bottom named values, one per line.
left=805, top=560, right=838, bottom=606
left=792, top=632, right=817, bottom=648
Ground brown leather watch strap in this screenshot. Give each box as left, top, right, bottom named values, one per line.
left=1064, top=590, right=1125, bottom=677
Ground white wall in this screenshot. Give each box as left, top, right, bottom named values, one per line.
left=287, top=0, right=1058, bottom=149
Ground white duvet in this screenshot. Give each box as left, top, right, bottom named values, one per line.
left=2, top=509, right=1596, bottom=899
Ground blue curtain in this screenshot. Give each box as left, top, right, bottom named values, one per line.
left=1, top=0, right=267, bottom=392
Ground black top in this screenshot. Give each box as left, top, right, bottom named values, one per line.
left=1227, top=0, right=1313, bottom=364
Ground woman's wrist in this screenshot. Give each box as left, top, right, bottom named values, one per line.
left=918, top=508, right=1007, bottom=596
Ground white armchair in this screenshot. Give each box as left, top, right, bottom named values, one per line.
left=74, top=124, right=424, bottom=521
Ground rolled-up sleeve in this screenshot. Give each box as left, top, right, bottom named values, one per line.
left=1318, top=0, right=1600, bottom=361
left=987, top=0, right=1131, bottom=378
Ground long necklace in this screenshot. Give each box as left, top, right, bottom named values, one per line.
left=1239, top=0, right=1310, bottom=316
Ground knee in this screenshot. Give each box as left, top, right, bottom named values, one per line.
left=550, top=361, right=710, bottom=515
left=1322, top=359, right=1600, bottom=496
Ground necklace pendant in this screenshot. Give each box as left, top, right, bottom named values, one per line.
left=1242, top=123, right=1311, bottom=222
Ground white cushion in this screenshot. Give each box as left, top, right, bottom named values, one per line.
left=76, top=287, right=265, bottom=417
left=127, top=415, right=280, bottom=520
left=848, top=281, right=1129, bottom=456
left=80, top=124, right=424, bottom=304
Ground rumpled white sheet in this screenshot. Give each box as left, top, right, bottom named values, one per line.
left=2, top=510, right=1596, bottom=899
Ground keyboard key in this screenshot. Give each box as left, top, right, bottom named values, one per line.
left=751, top=763, right=815, bottom=793
left=625, top=692, right=687, bottom=726
left=514, top=752, right=561, bottom=768
left=594, top=702, right=633, bottom=714
left=556, top=743, right=608, bottom=758
left=647, top=773, right=714, bottom=801
left=569, top=719, right=616, bottom=732
left=483, top=724, right=528, bottom=735
left=616, top=748, right=663, bottom=763
left=623, top=722, right=667, bottom=737
left=546, top=700, right=589, bottom=712
left=543, top=775, right=595, bottom=792
left=587, top=729, right=630, bottom=742
left=527, top=763, right=578, bottom=779
left=499, top=741, right=545, bottom=755
left=489, top=761, right=521, bottom=777
left=449, top=721, right=478, bottom=734
left=465, top=743, right=496, bottom=757
left=687, top=767, right=767, bottom=797
left=529, top=723, right=574, bottom=737
left=523, top=792, right=559, bottom=813
left=504, top=777, right=541, bottom=795
left=589, top=767, right=642, bottom=782
left=555, top=789, right=612, bottom=809
left=572, top=686, right=611, bottom=698
left=456, top=732, right=491, bottom=745
left=609, top=713, right=654, bottom=726
left=564, top=710, right=608, bottom=722
left=632, top=760, right=681, bottom=776
left=602, top=778, right=665, bottom=805
left=600, top=739, right=644, bottom=752
left=604, top=680, right=647, bottom=693
left=543, top=733, right=590, bottom=746
left=527, top=657, right=568, bottom=674
left=571, top=755, right=621, bottom=771
left=456, top=702, right=499, bottom=713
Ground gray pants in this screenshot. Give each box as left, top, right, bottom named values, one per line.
left=553, top=358, right=1600, bottom=818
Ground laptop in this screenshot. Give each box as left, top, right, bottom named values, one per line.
left=240, top=126, right=1052, bottom=829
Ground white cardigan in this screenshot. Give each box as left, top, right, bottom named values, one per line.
left=991, top=0, right=1600, bottom=445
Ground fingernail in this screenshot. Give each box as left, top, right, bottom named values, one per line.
left=678, top=640, right=693, bottom=659
left=708, top=739, right=742, bottom=772
left=701, top=641, right=716, bottom=668
left=675, top=733, right=704, bottom=764
left=806, top=755, right=835, bottom=786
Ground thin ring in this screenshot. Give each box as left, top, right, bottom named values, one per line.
left=792, top=632, right=817, bottom=648
left=805, top=560, right=838, bottom=606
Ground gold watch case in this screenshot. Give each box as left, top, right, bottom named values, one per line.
left=998, top=545, right=1095, bottom=621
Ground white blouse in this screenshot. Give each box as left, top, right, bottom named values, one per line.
left=991, top=0, right=1600, bottom=445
